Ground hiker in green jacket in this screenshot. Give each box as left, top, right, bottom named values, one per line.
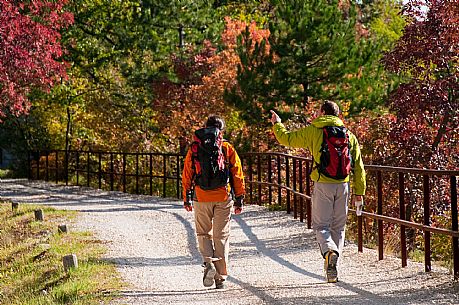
left=270, top=100, right=366, bottom=283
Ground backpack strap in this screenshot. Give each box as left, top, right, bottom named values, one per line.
left=222, top=140, right=232, bottom=168
left=190, top=140, right=200, bottom=183
left=311, top=127, right=326, bottom=181
left=222, top=140, right=237, bottom=199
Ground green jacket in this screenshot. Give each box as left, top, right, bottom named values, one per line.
left=273, top=115, right=366, bottom=195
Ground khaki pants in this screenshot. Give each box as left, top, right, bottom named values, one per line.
left=312, top=182, right=350, bottom=258
left=193, top=199, right=233, bottom=280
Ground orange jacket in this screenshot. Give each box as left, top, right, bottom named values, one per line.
left=182, top=141, right=245, bottom=202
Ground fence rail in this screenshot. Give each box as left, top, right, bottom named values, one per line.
left=28, top=150, right=459, bottom=280
left=28, top=150, right=183, bottom=199
left=242, top=152, right=459, bottom=280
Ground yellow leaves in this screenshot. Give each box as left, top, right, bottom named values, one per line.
left=340, top=100, right=351, bottom=118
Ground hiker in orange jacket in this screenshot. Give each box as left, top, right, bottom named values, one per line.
left=182, top=115, right=245, bottom=289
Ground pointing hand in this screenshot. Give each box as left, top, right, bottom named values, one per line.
left=270, top=110, right=281, bottom=125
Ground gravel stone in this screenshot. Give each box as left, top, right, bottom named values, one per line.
left=1, top=179, right=458, bottom=305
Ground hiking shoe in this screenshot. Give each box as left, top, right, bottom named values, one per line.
left=324, top=250, right=338, bottom=283
left=203, top=262, right=217, bottom=287
left=215, top=279, right=226, bottom=289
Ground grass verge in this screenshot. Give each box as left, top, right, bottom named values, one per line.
left=0, top=169, right=14, bottom=179
left=0, top=201, right=124, bottom=305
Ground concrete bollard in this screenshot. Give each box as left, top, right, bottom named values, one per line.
left=34, top=209, right=44, bottom=221
left=63, top=254, right=78, bottom=271
left=58, top=224, right=68, bottom=233
left=12, top=201, right=19, bottom=211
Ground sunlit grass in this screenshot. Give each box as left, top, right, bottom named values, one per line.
left=0, top=202, right=124, bottom=305
left=0, top=169, right=14, bottom=178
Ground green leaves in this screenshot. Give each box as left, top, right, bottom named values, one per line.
left=227, top=0, right=404, bottom=124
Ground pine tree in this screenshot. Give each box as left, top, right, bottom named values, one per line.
left=226, top=0, right=399, bottom=123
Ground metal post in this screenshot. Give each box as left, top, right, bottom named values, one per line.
left=110, top=153, right=114, bottom=191
left=423, top=174, right=431, bottom=272
left=162, top=154, right=167, bottom=197
left=450, top=175, right=458, bottom=280
left=299, top=159, right=304, bottom=223
left=45, top=152, right=49, bottom=181
left=306, top=161, right=311, bottom=229
left=399, top=172, right=407, bottom=267
left=149, top=154, right=153, bottom=196
left=27, top=151, right=31, bottom=180
left=65, top=149, right=69, bottom=185
left=98, top=152, right=102, bottom=189
left=249, top=156, right=253, bottom=204
left=122, top=153, right=126, bottom=193
left=358, top=212, right=363, bottom=252
left=377, top=171, right=384, bottom=260
left=293, top=158, right=297, bottom=219
left=257, top=155, right=262, bottom=205
left=268, top=154, right=272, bottom=205
left=176, top=155, right=180, bottom=199
left=37, top=151, right=40, bottom=180
left=286, top=157, right=291, bottom=214
left=87, top=151, right=90, bottom=187
left=136, top=154, right=139, bottom=194
left=277, top=155, right=282, bottom=206
left=76, top=151, right=79, bottom=186
left=55, top=151, right=58, bottom=183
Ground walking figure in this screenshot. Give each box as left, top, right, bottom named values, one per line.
left=270, top=101, right=366, bottom=282
left=182, top=115, right=246, bottom=289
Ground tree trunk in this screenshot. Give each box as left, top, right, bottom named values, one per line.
left=431, top=112, right=450, bottom=152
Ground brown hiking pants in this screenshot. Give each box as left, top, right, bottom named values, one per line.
left=193, top=199, right=233, bottom=281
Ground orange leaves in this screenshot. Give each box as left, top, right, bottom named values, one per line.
left=222, top=16, right=270, bottom=55
left=152, top=17, right=271, bottom=149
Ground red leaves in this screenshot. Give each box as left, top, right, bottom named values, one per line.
left=385, top=1, right=459, bottom=75
left=0, top=0, right=73, bottom=118
left=382, top=0, right=459, bottom=169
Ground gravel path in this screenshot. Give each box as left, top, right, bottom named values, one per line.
left=1, top=179, right=458, bottom=305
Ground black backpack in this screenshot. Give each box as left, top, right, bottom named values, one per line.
left=191, top=127, right=230, bottom=190
left=317, top=126, right=352, bottom=180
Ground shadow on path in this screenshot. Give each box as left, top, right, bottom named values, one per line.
left=233, top=215, right=389, bottom=304
left=2, top=179, right=458, bottom=305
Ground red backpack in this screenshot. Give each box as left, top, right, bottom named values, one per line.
left=317, top=126, right=352, bottom=180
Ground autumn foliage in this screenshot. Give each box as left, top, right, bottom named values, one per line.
left=0, top=0, right=73, bottom=118
left=152, top=17, right=270, bottom=151
left=342, top=1, right=459, bottom=261
left=383, top=0, right=459, bottom=169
